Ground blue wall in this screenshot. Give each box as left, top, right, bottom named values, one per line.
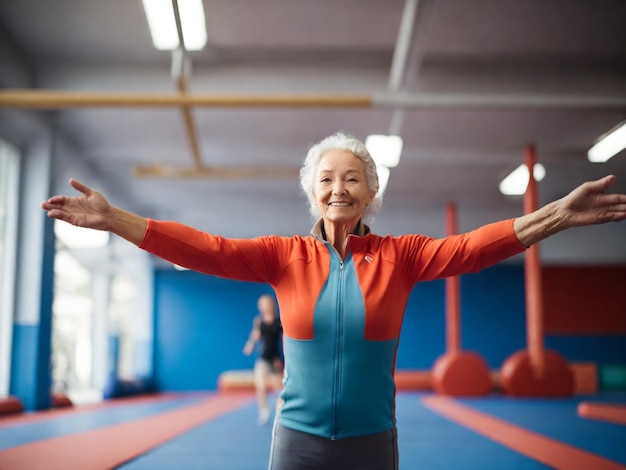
left=154, top=271, right=274, bottom=391
left=153, top=265, right=625, bottom=391
left=10, top=325, right=41, bottom=410
left=397, top=265, right=529, bottom=370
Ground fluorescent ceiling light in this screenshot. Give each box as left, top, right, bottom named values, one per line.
left=142, top=0, right=207, bottom=51
left=142, top=0, right=178, bottom=50
left=366, top=135, right=403, bottom=168
left=178, top=0, right=207, bottom=50
left=376, top=165, right=391, bottom=197
left=588, top=121, right=626, bottom=163
left=55, top=221, right=110, bottom=249
left=499, top=163, right=546, bottom=196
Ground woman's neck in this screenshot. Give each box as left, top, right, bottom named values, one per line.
left=322, top=219, right=361, bottom=257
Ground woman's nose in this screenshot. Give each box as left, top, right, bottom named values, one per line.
left=332, top=181, right=346, bottom=195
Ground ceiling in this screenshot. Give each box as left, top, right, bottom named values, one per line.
left=1, top=0, right=625, bottom=265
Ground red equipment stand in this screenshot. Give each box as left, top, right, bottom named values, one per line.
left=432, top=201, right=492, bottom=396
left=500, top=145, right=574, bottom=397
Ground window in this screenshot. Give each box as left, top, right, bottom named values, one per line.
left=51, top=248, right=94, bottom=397
left=0, top=140, right=20, bottom=397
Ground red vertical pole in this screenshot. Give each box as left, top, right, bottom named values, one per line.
left=523, top=144, right=545, bottom=377
left=446, top=201, right=461, bottom=353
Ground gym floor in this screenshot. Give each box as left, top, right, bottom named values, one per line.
left=1, top=391, right=624, bottom=469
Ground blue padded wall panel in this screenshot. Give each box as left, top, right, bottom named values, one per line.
left=154, top=270, right=273, bottom=391
left=153, top=265, right=624, bottom=391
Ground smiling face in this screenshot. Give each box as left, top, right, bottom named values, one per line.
left=313, top=149, right=376, bottom=228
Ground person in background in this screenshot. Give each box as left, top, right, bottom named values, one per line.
left=243, top=294, right=284, bottom=425
left=42, top=132, right=626, bottom=469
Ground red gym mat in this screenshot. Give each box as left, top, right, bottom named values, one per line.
left=422, top=395, right=625, bottom=470
left=0, top=392, right=253, bottom=470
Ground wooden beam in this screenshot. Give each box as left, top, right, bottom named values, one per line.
left=131, top=164, right=299, bottom=179
left=0, top=90, right=372, bottom=109
left=2, top=89, right=625, bottom=110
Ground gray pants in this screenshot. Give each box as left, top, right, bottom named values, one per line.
left=268, top=422, right=399, bottom=470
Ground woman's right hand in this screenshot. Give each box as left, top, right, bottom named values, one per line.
left=41, top=178, right=113, bottom=231
left=42, top=178, right=149, bottom=245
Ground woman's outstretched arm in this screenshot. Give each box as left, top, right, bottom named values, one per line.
left=513, top=175, right=626, bottom=247
left=41, top=178, right=148, bottom=246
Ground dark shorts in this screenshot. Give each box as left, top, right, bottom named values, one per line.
left=268, top=421, right=399, bottom=470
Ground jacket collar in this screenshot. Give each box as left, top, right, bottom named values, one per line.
left=310, top=218, right=371, bottom=241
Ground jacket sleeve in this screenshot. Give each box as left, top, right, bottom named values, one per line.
left=138, top=219, right=282, bottom=284
left=405, top=218, right=526, bottom=282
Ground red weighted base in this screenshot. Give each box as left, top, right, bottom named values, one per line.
left=51, top=392, right=74, bottom=408
left=501, top=349, right=574, bottom=397
left=0, top=396, right=24, bottom=416
left=432, top=351, right=491, bottom=396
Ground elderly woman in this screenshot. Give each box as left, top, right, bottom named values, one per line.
left=42, top=132, right=626, bottom=470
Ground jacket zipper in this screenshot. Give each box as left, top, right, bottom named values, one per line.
left=331, top=256, right=344, bottom=440
left=328, top=236, right=353, bottom=440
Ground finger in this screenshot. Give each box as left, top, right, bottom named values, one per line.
left=41, top=201, right=58, bottom=211
left=589, top=200, right=626, bottom=222
left=587, top=174, right=616, bottom=193
left=608, top=202, right=626, bottom=214
left=45, top=209, right=74, bottom=224
left=41, top=197, right=72, bottom=212
left=597, top=193, right=626, bottom=207
left=42, top=195, right=67, bottom=207
left=604, top=208, right=626, bottom=222
left=69, top=178, right=94, bottom=196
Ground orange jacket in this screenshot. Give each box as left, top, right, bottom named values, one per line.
left=140, top=218, right=524, bottom=439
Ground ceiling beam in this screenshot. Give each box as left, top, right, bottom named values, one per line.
left=1, top=89, right=626, bottom=110
left=170, top=0, right=204, bottom=169
left=375, top=93, right=626, bottom=110
left=0, top=91, right=371, bottom=108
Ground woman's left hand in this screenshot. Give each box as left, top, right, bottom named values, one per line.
left=560, top=175, right=626, bottom=228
